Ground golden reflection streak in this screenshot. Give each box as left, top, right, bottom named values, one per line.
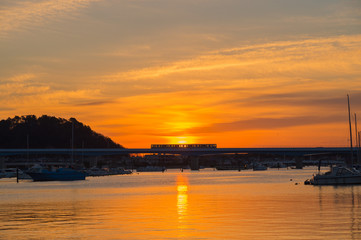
left=176, top=174, right=189, bottom=234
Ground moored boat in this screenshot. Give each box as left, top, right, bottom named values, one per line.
left=0, top=168, right=31, bottom=179
left=305, top=166, right=361, bottom=185
left=305, top=94, right=361, bottom=186
left=216, top=166, right=241, bottom=171
left=253, top=164, right=267, bottom=171
left=136, top=166, right=166, bottom=172
left=0, top=168, right=19, bottom=178
left=26, top=165, right=86, bottom=181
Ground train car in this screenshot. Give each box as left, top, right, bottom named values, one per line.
left=151, top=144, right=217, bottom=149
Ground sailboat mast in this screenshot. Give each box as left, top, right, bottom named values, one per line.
left=359, top=131, right=361, bottom=163
left=348, top=94, right=353, bottom=166
left=356, top=113, right=359, bottom=165
left=72, top=121, right=74, bottom=165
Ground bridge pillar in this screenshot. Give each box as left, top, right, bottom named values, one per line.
left=189, top=157, right=200, bottom=170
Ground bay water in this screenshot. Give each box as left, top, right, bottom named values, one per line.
left=1, top=167, right=361, bottom=239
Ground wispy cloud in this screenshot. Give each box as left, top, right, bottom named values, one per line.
left=220, top=91, right=361, bottom=110
left=99, top=34, right=361, bottom=118
left=189, top=115, right=346, bottom=134
left=91, top=34, right=361, bottom=146
left=0, top=0, right=99, bottom=38
left=72, top=100, right=116, bottom=106
left=7, top=73, right=36, bottom=82
left=0, top=107, right=16, bottom=112
left=0, top=73, right=49, bottom=98
left=103, top=35, right=361, bottom=85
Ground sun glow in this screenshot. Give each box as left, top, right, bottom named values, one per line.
left=167, top=136, right=199, bottom=144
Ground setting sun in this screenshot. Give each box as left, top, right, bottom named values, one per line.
left=167, top=136, right=199, bottom=145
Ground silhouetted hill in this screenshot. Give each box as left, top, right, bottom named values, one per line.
left=0, top=115, right=123, bottom=149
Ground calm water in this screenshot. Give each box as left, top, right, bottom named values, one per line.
left=1, top=167, right=361, bottom=240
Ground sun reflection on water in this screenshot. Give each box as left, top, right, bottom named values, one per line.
left=176, top=174, right=189, bottom=233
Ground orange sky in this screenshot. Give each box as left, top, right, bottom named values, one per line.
left=1, top=1, right=361, bottom=148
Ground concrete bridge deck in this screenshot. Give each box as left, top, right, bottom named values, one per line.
left=0, top=147, right=353, bottom=156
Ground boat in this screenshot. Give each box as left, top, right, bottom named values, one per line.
left=305, top=94, right=361, bottom=185
left=0, top=168, right=19, bottom=178
left=136, top=166, right=166, bottom=172
left=216, top=166, right=241, bottom=171
left=0, top=168, right=31, bottom=179
left=26, top=165, right=86, bottom=181
left=269, top=162, right=287, bottom=169
left=86, top=167, right=132, bottom=176
left=86, top=167, right=108, bottom=176
left=111, top=167, right=132, bottom=175
left=305, top=166, right=361, bottom=185
left=253, top=164, right=267, bottom=171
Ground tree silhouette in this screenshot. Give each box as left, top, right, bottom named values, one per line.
left=0, top=115, right=123, bottom=149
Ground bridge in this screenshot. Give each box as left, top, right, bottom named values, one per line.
left=0, top=147, right=355, bottom=170
left=0, top=147, right=353, bottom=156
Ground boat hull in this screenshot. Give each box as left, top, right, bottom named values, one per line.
left=311, top=175, right=361, bottom=185
left=136, top=166, right=166, bottom=172
left=27, top=169, right=86, bottom=181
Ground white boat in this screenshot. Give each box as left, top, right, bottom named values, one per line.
left=305, top=166, right=361, bottom=185
left=216, top=166, right=241, bottom=171
left=86, top=167, right=108, bottom=176
left=269, top=162, right=287, bottom=168
left=136, top=166, right=166, bottom=172
left=86, top=167, right=132, bottom=176
left=305, top=94, right=361, bottom=185
left=253, top=164, right=267, bottom=171
left=112, top=167, right=132, bottom=175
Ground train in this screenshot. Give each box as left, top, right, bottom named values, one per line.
left=151, top=144, right=217, bottom=149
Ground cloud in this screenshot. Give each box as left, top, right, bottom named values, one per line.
left=7, top=73, right=36, bottom=83
left=0, top=0, right=99, bottom=38
left=97, top=33, right=361, bottom=128
left=103, top=34, right=361, bottom=86
left=72, top=100, right=116, bottom=106
left=223, top=91, right=361, bottom=110
left=0, top=107, right=16, bottom=112
left=0, top=73, right=49, bottom=98
left=0, top=83, right=50, bottom=98
left=190, top=115, right=347, bottom=134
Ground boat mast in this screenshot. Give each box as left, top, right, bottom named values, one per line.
left=27, top=134, right=29, bottom=168
left=356, top=113, right=360, bottom=165
left=72, top=121, right=74, bottom=165
left=348, top=94, right=353, bottom=166
left=359, top=131, right=361, bottom=164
